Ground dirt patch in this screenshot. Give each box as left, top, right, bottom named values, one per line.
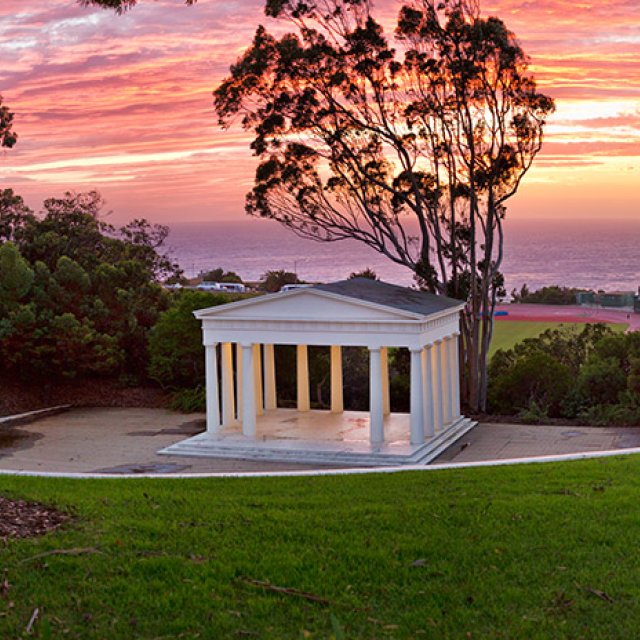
left=0, top=428, right=40, bottom=454
left=0, top=497, right=70, bottom=541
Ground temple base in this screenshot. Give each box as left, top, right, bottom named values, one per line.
left=159, top=409, right=477, bottom=467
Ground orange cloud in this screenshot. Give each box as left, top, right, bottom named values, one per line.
left=0, top=0, right=637, bottom=222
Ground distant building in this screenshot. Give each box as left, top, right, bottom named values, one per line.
left=576, top=291, right=596, bottom=305
left=577, top=289, right=639, bottom=312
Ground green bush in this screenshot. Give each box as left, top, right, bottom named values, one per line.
left=576, top=356, right=627, bottom=407
left=488, top=351, right=572, bottom=416
left=170, top=386, right=206, bottom=413
left=517, top=399, right=549, bottom=424
left=578, top=395, right=640, bottom=426
left=148, top=290, right=241, bottom=389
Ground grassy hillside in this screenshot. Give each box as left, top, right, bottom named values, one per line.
left=2, top=456, right=640, bottom=638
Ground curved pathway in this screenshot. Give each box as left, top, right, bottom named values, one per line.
left=1, top=408, right=640, bottom=476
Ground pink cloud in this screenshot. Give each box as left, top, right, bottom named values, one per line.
left=0, top=0, right=638, bottom=222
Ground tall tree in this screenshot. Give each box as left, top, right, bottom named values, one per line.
left=214, top=0, right=554, bottom=411
left=0, top=95, right=17, bottom=149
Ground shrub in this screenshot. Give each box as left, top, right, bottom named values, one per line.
left=170, top=386, right=206, bottom=413
left=148, top=290, right=240, bottom=389
left=576, top=357, right=627, bottom=407
left=488, top=351, right=572, bottom=416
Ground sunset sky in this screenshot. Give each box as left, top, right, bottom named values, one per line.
left=0, top=0, right=638, bottom=224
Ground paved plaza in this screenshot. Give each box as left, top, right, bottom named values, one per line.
left=1, top=408, right=640, bottom=474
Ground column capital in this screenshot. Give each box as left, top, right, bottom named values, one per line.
left=409, top=346, right=423, bottom=354
left=368, top=346, right=381, bottom=353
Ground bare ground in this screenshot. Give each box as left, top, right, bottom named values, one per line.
left=0, top=497, right=70, bottom=541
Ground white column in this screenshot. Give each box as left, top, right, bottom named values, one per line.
left=369, top=347, right=384, bottom=445
left=422, top=344, right=435, bottom=438
left=381, top=347, right=390, bottom=416
left=330, top=345, right=343, bottom=413
left=241, top=343, right=256, bottom=437
left=296, top=344, right=310, bottom=412
left=253, top=344, right=264, bottom=416
left=236, top=343, right=243, bottom=421
left=205, top=343, right=220, bottom=434
left=451, top=332, right=461, bottom=420
left=221, top=342, right=235, bottom=427
left=263, top=344, right=277, bottom=410
left=434, top=340, right=444, bottom=431
left=446, top=335, right=457, bottom=423
left=440, top=338, right=451, bottom=425
left=409, top=348, right=425, bottom=445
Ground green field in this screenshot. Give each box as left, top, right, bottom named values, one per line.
left=490, top=320, right=628, bottom=357
left=2, top=458, right=640, bottom=638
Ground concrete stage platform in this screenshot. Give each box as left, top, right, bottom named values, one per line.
left=160, top=409, right=477, bottom=466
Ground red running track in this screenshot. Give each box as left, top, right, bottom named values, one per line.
left=494, top=304, right=640, bottom=332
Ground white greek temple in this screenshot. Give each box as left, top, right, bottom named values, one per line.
left=161, top=279, right=476, bottom=466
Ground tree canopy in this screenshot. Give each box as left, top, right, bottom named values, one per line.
left=0, top=190, right=181, bottom=382
left=0, top=95, right=17, bottom=148
left=215, top=0, right=554, bottom=410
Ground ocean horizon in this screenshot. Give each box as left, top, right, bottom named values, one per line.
left=165, top=217, right=640, bottom=294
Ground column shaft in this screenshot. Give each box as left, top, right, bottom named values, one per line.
left=422, top=345, right=435, bottom=437
left=236, top=343, right=243, bottom=421
left=296, top=344, right=310, bottom=412
left=253, top=344, right=264, bottom=416
left=451, top=333, right=461, bottom=420
left=369, top=348, right=384, bottom=445
left=409, top=348, right=425, bottom=445
left=381, top=347, right=390, bottom=415
left=221, top=342, right=235, bottom=427
left=440, top=338, right=451, bottom=425
left=446, top=336, right=457, bottom=423
left=434, top=340, right=444, bottom=431
left=263, top=344, right=277, bottom=410
left=330, top=345, right=343, bottom=413
left=241, top=344, right=256, bottom=437
left=205, top=344, right=220, bottom=434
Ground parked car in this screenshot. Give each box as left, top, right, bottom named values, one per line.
left=280, top=284, right=313, bottom=292
left=196, top=281, right=221, bottom=291
left=197, top=281, right=246, bottom=293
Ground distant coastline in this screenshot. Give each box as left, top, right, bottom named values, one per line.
left=165, top=218, right=640, bottom=292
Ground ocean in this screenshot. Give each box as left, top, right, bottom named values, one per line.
left=166, top=218, right=640, bottom=293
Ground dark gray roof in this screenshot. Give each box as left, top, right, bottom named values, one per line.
left=313, top=278, right=464, bottom=317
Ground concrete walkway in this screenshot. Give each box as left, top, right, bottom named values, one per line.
left=1, top=408, right=640, bottom=474
left=0, top=408, right=335, bottom=474
left=434, top=422, right=640, bottom=463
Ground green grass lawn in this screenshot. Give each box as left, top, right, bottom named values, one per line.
left=2, top=457, right=640, bottom=638
left=490, top=321, right=627, bottom=357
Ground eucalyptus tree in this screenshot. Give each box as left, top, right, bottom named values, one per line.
left=81, top=0, right=554, bottom=410
left=0, top=95, right=17, bottom=148
left=214, top=0, right=554, bottom=410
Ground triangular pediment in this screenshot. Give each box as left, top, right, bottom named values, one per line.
left=195, top=288, right=426, bottom=322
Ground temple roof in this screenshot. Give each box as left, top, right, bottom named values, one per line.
left=314, top=278, right=463, bottom=316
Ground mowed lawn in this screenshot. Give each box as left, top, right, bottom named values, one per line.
left=490, top=320, right=627, bottom=357
left=2, top=457, right=640, bottom=638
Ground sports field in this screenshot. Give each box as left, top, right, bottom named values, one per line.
left=490, top=320, right=628, bottom=357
